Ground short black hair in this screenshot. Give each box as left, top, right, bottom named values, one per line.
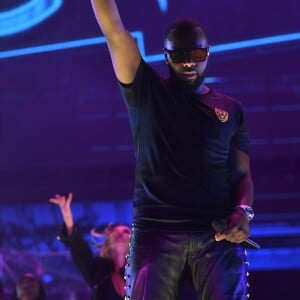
left=164, top=18, right=208, bottom=46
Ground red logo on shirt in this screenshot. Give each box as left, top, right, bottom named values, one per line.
left=214, top=107, right=229, bottom=123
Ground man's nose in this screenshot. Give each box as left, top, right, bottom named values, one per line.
left=182, top=60, right=196, bottom=67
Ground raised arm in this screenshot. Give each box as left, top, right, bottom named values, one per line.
left=50, top=193, right=105, bottom=287
left=90, top=0, right=141, bottom=84
left=49, top=192, right=74, bottom=236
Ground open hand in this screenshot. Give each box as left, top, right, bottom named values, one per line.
left=49, top=192, right=74, bottom=233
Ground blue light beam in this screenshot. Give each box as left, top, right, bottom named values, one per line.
left=156, top=0, right=168, bottom=12
left=0, top=0, right=63, bottom=37
left=0, top=31, right=300, bottom=61
left=211, top=32, right=300, bottom=53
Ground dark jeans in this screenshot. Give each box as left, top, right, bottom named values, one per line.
left=125, top=227, right=249, bottom=300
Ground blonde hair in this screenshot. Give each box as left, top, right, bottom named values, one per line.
left=90, top=223, right=130, bottom=259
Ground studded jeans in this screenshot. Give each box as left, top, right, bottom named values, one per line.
left=125, top=227, right=249, bottom=300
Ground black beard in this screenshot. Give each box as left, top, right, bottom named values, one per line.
left=168, top=65, right=206, bottom=92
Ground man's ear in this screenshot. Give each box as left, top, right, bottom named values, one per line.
left=207, top=45, right=211, bottom=58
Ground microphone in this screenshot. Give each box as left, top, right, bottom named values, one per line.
left=211, top=218, right=261, bottom=250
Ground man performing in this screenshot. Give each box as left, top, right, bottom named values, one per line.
left=90, top=1, right=255, bottom=299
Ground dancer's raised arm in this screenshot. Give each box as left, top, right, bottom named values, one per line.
left=49, top=192, right=74, bottom=236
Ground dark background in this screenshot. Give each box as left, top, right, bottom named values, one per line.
left=0, top=0, right=300, bottom=299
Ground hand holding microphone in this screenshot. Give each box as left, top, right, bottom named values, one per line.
left=212, top=218, right=260, bottom=250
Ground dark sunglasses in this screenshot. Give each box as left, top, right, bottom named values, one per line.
left=164, top=48, right=209, bottom=63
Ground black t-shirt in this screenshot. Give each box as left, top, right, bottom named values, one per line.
left=120, top=59, right=249, bottom=231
